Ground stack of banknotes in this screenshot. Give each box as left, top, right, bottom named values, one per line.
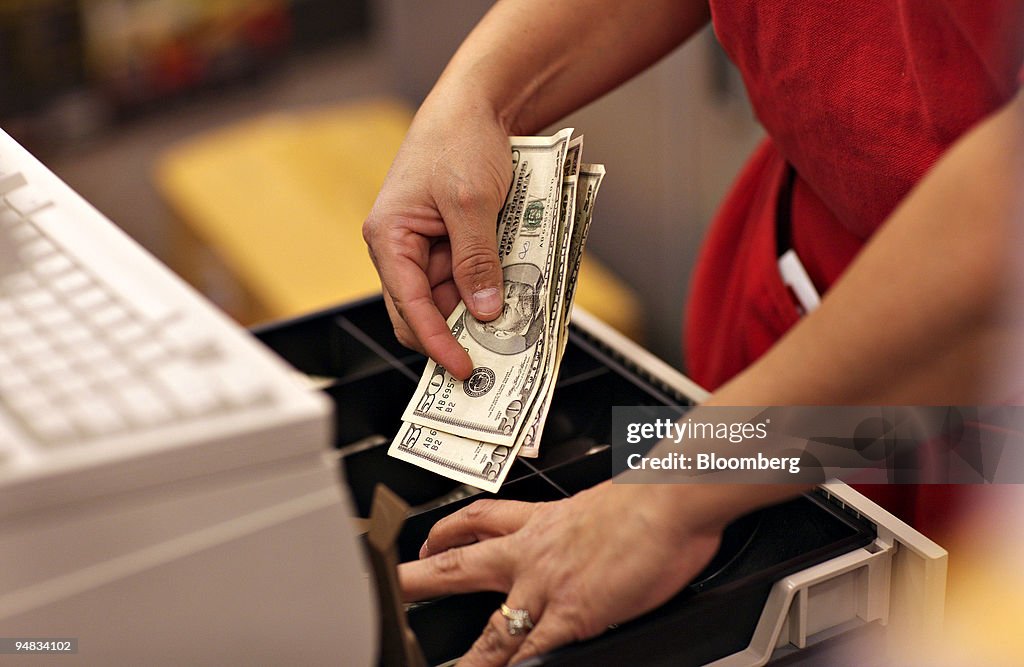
left=388, top=129, right=605, bottom=492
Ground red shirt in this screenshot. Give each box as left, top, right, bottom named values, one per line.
left=685, top=2, right=1023, bottom=534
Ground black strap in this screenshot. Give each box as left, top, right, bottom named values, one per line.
left=775, top=164, right=797, bottom=257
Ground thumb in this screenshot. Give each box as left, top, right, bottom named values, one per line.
left=444, top=198, right=505, bottom=322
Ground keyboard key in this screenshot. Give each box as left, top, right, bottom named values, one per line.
left=162, top=316, right=219, bottom=358
left=17, top=237, right=56, bottom=262
left=5, top=220, right=38, bottom=243
left=57, top=369, right=91, bottom=397
left=0, top=364, right=32, bottom=393
left=126, top=339, right=167, bottom=367
left=214, top=361, right=274, bottom=408
left=0, top=207, right=21, bottom=229
left=0, top=315, right=33, bottom=340
left=106, top=274, right=176, bottom=324
left=89, top=303, right=129, bottom=329
left=66, top=398, right=125, bottom=436
left=12, top=334, right=50, bottom=360
left=0, top=172, right=27, bottom=195
left=109, top=320, right=147, bottom=347
left=5, top=386, right=50, bottom=417
left=154, top=361, right=221, bottom=416
left=16, top=287, right=57, bottom=312
left=26, top=409, right=77, bottom=445
left=113, top=381, right=175, bottom=426
left=32, top=253, right=74, bottom=278
left=1, top=270, right=38, bottom=294
left=34, top=305, right=75, bottom=329
left=71, top=341, right=114, bottom=368
left=5, top=185, right=52, bottom=216
left=50, top=270, right=90, bottom=294
left=54, top=321, right=94, bottom=348
left=29, top=353, right=73, bottom=380
left=91, top=358, right=132, bottom=384
left=70, top=286, right=108, bottom=311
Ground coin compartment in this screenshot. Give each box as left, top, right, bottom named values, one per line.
left=325, top=368, right=415, bottom=449
left=340, top=439, right=465, bottom=519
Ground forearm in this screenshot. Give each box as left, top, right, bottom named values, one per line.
left=426, top=0, right=710, bottom=134
left=642, top=93, right=1023, bottom=527
left=714, top=92, right=1024, bottom=406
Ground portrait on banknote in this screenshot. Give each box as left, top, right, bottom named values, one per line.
left=465, top=263, right=545, bottom=355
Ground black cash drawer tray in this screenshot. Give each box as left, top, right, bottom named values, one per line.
left=253, top=296, right=875, bottom=666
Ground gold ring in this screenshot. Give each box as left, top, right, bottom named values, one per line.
left=499, top=603, right=535, bottom=636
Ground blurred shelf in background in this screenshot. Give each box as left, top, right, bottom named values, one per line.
left=0, top=0, right=370, bottom=154
left=154, top=98, right=646, bottom=340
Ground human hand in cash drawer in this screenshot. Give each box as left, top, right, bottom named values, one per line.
left=399, top=481, right=724, bottom=666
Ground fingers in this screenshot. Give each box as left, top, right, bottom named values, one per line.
left=366, top=219, right=473, bottom=377
left=459, top=584, right=546, bottom=667
left=400, top=292, right=472, bottom=379
left=508, top=607, right=591, bottom=666
left=381, top=289, right=424, bottom=354
left=439, top=188, right=505, bottom=322
left=380, top=262, right=473, bottom=378
left=399, top=537, right=515, bottom=602
left=426, top=241, right=462, bottom=316
left=379, top=245, right=460, bottom=355
left=431, top=281, right=462, bottom=318
left=420, top=499, right=536, bottom=558
left=425, top=239, right=454, bottom=287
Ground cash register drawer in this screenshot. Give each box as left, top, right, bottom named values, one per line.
left=253, top=296, right=924, bottom=666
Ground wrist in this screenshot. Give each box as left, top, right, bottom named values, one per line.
left=423, top=66, right=522, bottom=137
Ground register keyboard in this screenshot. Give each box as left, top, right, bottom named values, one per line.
left=0, top=127, right=328, bottom=513
left=0, top=127, right=374, bottom=665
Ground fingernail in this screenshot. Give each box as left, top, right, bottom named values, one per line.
left=419, top=539, right=430, bottom=559
left=473, top=288, right=501, bottom=316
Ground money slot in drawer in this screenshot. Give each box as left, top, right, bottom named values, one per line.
left=333, top=296, right=422, bottom=362
left=551, top=337, right=607, bottom=385
left=253, top=298, right=425, bottom=383
left=397, top=474, right=568, bottom=564
left=252, top=308, right=363, bottom=378
left=327, top=367, right=417, bottom=447
left=333, top=315, right=427, bottom=382
left=342, top=439, right=465, bottom=518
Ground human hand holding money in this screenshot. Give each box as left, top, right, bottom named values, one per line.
left=388, top=130, right=605, bottom=491
left=362, top=99, right=515, bottom=379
